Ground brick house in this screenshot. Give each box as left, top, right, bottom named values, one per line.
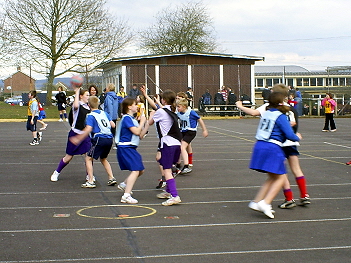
left=3, top=70, right=35, bottom=95
left=97, top=52, right=264, bottom=107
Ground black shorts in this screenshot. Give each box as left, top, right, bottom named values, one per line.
left=57, top=103, right=66, bottom=111
left=87, top=137, right=113, bottom=160
left=283, top=146, right=300, bottom=158
left=26, top=116, right=38, bottom=132
left=181, top=130, right=197, bottom=144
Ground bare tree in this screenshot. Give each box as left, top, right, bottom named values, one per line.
left=139, top=2, right=217, bottom=54
left=0, top=10, right=11, bottom=65
left=4, top=0, right=133, bottom=104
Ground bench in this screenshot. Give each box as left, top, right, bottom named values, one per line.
left=199, top=104, right=241, bottom=116
left=198, top=102, right=254, bottom=116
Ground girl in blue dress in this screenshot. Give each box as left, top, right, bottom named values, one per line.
left=115, top=98, right=148, bottom=204
left=249, top=92, right=301, bottom=219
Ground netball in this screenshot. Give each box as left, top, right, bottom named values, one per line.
left=70, top=75, right=84, bottom=87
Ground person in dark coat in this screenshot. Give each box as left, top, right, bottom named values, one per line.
left=227, top=87, right=237, bottom=116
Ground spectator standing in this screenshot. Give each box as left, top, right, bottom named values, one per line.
left=117, top=86, right=127, bottom=118
left=55, top=86, right=68, bottom=122
left=220, top=85, right=228, bottom=104
left=117, top=86, right=127, bottom=98
left=262, top=86, right=271, bottom=103
left=303, top=104, right=310, bottom=116
left=88, top=85, right=99, bottom=97
left=99, top=88, right=106, bottom=109
left=227, top=87, right=237, bottom=116
left=295, top=88, right=303, bottom=116
left=104, top=83, right=119, bottom=136
left=186, top=87, right=194, bottom=108
left=128, top=84, right=140, bottom=99
left=321, top=93, right=337, bottom=132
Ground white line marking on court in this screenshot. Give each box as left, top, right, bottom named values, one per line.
left=1, top=182, right=351, bottom=196
left=1, top=196, right=351, bottom=211
left=1, top=245, right=351, bottom=262
left=1, top=217, right=351, bottom=233
left=207, top=126, right=245, bottom=135
left=324, top=142, right=351, bottom=149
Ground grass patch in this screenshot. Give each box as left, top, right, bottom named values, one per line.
left=0, top=102, right=68, bottom=119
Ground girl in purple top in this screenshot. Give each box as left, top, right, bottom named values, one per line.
left=148, top=90, right=182, bottom=206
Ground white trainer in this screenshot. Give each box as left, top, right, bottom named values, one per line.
left=248, top=201, right=260, bottom=212
left=249, top=201, right=275, bottom=213
left=121, top=195, right=138, bottom=204
left=257, top=200, right=275, bottom=219
left=51, top=170, right=60, bottom=182
left=162, top=196, right=181, bottom=206
left=157, top=191, right=172, bottom=199
left=118, top=182, right=133, bottom=194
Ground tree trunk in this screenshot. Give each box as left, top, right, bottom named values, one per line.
left=46, top=65, right=56, bottom=106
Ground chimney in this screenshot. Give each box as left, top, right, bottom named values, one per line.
left=17, top=66, right=21, bottom=71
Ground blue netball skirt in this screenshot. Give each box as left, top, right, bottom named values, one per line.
left=66, top=130, right=91, bottom=156
left=38, top=110, right=46, bottom=120
left=117, top=146, right=145, bottom=171
left=249, top=140, right=286, bottom=175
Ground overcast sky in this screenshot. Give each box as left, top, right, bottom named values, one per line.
left=108, top=0, right=351, bottom=70
left=3, top=0, right=351, bottom=79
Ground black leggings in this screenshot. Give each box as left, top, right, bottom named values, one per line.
left=323, top=113, right=336, bottom=130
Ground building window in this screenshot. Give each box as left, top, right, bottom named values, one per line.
left=340, top=78, right=345, bottom=86
left=287, top=78, right=293, bottom=87
left=333, top=78, right=339, bottom=86
left=346, top=78, right=351, bottom=86
left=266, top=79, right=272, bottom=87
left=256, top=78, right=264, bottom=87
left=296, top=78, right=302, bottom=86
left=303, top=78, right=309, bottom=86
left=317, top=78, right=323, bottom=86
left=310, top=78, right=316, bottom=86
left=327, top=78, right=332, bottom=86
left=273, top=78, right=280, bottom=85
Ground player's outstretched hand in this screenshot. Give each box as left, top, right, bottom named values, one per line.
left=296, top=132, right=302, bottom=140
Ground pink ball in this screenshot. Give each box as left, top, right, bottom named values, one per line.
left=70, top=75, right=84, bottom=87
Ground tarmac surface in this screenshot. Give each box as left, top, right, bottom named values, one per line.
left=1, top=117, right=351, bottom=262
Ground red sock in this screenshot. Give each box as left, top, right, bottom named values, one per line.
left=283, top=189, right=293, bottom=201
left=296, top=176, right=308, bottom=198
left=188, top=153, right=193, bottom=165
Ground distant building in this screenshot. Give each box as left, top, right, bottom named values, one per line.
left=254, top=65, right=351, bottom=114
left=3, top=69, right=35, bottom=95
left=254, top=65, right=351, bottom=96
